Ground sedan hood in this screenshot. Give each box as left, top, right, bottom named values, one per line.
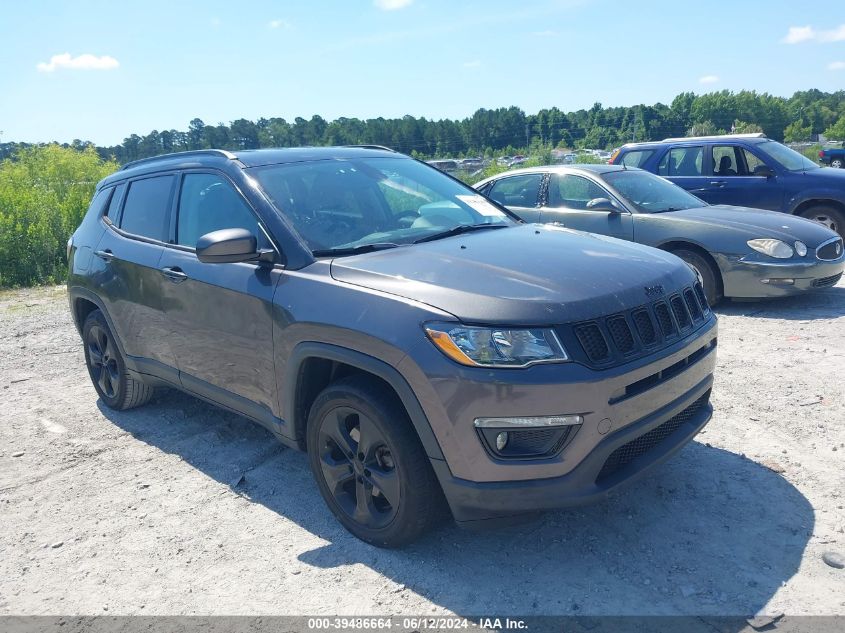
left=669, top=205, right=838, bottom=245
left=330, top=224, right=696, bottom=324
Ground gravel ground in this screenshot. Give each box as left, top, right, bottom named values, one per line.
left=0, top=283, right=844, bottom=618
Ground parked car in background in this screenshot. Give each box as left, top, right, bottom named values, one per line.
left=67, top=147, right=717, bottom=547
left=475, top=165, right=844, bottom=305
left=818, top=144, right=845, bottom=169
left=426, top=159, right=458, bottom=172
left=610, top=134, right=845, bottom=238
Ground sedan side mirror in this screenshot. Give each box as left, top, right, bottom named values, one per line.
left=753, top=165, right=775, bottom=178
left=196, top=228, right=272, bottom=264
left=586, top=197, right=622, bottom=213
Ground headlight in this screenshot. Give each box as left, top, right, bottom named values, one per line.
left=424, top=323, right=568, bottom=367
left=747, top=238, right=794, bottom=259
left=794, top=241, right=807, bottom=257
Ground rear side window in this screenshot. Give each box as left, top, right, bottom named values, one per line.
left=176, top=173, right=267, bottom=248
left=658, top=146, right=704, bottom=176
left=104, top=183, right=125, bottom=220
left=620, top=150, right=654, bottom=168
left=87, top=188, right=111, bottom=218
left=120, top=176, right=174, bottom=241
left=488, top=174, right=543, bottom=207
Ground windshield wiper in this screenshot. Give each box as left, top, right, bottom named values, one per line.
left=651, top=207, right=683, bottom=213
left=312, top=242, right=402, bottom=257
left=412, top=224, right=508, bottom=244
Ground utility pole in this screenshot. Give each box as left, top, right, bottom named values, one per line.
left=525, top=123, right=530, bottom=149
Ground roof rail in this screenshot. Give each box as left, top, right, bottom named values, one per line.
left=661, top=133, right=767, bottom=142
left=120, top=149, right=239, bottom=171
left=341, top=144, right=397, bottom=152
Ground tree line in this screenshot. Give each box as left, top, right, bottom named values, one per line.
left=3, top=89, right=845, bottom=165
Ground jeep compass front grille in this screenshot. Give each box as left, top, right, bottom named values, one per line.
left=565, top=284, right=710, bottom=368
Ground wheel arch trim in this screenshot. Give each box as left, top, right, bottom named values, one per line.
left=284, top=342, right=445, bottom=461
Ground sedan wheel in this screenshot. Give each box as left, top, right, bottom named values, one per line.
left=670, top=248, right=722, bottom=307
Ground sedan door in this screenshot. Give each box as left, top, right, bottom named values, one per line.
left=539, top=173, right=633, bottom=241
left=486, top=173, right=544, bottom=222
left=158, top=171, right=283, bottom=426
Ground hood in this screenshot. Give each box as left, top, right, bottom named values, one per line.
left=330, top=224, right=696, bottom=325
left=670, top=205, right=839, bottom=246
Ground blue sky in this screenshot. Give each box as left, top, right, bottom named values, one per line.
left=2, top=0, right=844, bottom=145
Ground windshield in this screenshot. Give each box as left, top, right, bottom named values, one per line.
left=755, top=140, right=819, bottom=172
left=250, top=157, right=514, bottom=254
left=602, top=169, right=705, bottom=213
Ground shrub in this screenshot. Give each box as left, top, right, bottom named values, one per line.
left=0, top=145, right=118, bottom=287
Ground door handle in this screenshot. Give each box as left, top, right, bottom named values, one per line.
left=709, top=180, right=726, bottom=187
left=160, top=266, right=188, bottom=283
left=94, top=249, right=114, bottom=261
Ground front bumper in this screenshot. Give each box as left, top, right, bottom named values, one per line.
left=433, top=375, right=712, bottom=523
left=721, top=254, right=844, bottom=298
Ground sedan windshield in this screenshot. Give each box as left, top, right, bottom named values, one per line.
left=602, top=169, right=705, bottom=213
left=250, top=157, right=514, bottom=255
left=755, top=140, right=819, bottom=172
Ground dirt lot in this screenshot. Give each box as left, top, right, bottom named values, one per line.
left=0, top=283, right=844, bottom=619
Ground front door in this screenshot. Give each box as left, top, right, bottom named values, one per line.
left=539, top=173, right=634, bottom=241
left=158, top=171, right=282, bottom=423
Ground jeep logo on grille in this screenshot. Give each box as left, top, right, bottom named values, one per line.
left=644, top=284, right=665, bottom=299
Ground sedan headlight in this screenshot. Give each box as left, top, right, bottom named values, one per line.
left=747, top=238, right=794, bottom=259
left=424, top=323, right=568, bottom=367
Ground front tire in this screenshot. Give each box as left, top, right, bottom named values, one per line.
left=671, top=248, right=722, bottom=307
left=800, top=205, right=845, bottom=238
left=306, top=375, right=443, bottom=547
left=82, top=310, right=154, bottom=410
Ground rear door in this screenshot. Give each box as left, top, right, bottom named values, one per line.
left=158, top=170, right=282, bottom=423
left=540, top=173, right=633, bottom=240
left=92, top=174, right=178, bottom=380
left=657, top=145, right=712, bottom=200
left=486, top=173, right=544, bottom=222
left=706, top=144, right=784, bottom=210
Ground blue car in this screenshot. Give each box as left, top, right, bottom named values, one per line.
left=610, top=134, right=845, bottom=238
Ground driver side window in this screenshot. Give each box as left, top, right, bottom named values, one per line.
left=548, top=174, right=607, bottom=210
left=177, top=173, right=268, bottom=249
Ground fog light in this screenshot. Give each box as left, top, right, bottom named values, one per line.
left=495, top=432, right=509, bottom=451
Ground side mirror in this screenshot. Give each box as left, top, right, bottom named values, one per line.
left=753, top=165, right=775, bottom=178
left=586, top=197, right=622, bottom=213
left=196, top=228, right=271, bottom=264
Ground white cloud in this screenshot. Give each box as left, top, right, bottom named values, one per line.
left=373, top=0, right=413, bottom=10
left=36, top=53, right=119, bottom=73
left=782, top=25, right=815, bottom=44
left=462, top=60, right=482, bottom=68
left=783, top=24, right=845, bottom=44
left=698, top=75, right=719, bottom=84
left=268, top=19, right=290, bottom=29
left=829, top=61, right=845, bottom=70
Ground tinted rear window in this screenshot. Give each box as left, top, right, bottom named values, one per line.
left=620, top=150, right=654, bottom=168
left=120, top=176, right=174, bottom=241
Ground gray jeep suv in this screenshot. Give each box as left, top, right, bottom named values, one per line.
left=67, top=147, right=718, bottom=547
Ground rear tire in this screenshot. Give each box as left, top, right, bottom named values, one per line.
left=800, top=205, right=845, bottom=238
left=82, top=310, right=154, bottom=410
left=671, top=248, right=722, bottom=307
left=831, top=159, right=843, bottom=169
left=306, top=375, right=443, bottom=547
